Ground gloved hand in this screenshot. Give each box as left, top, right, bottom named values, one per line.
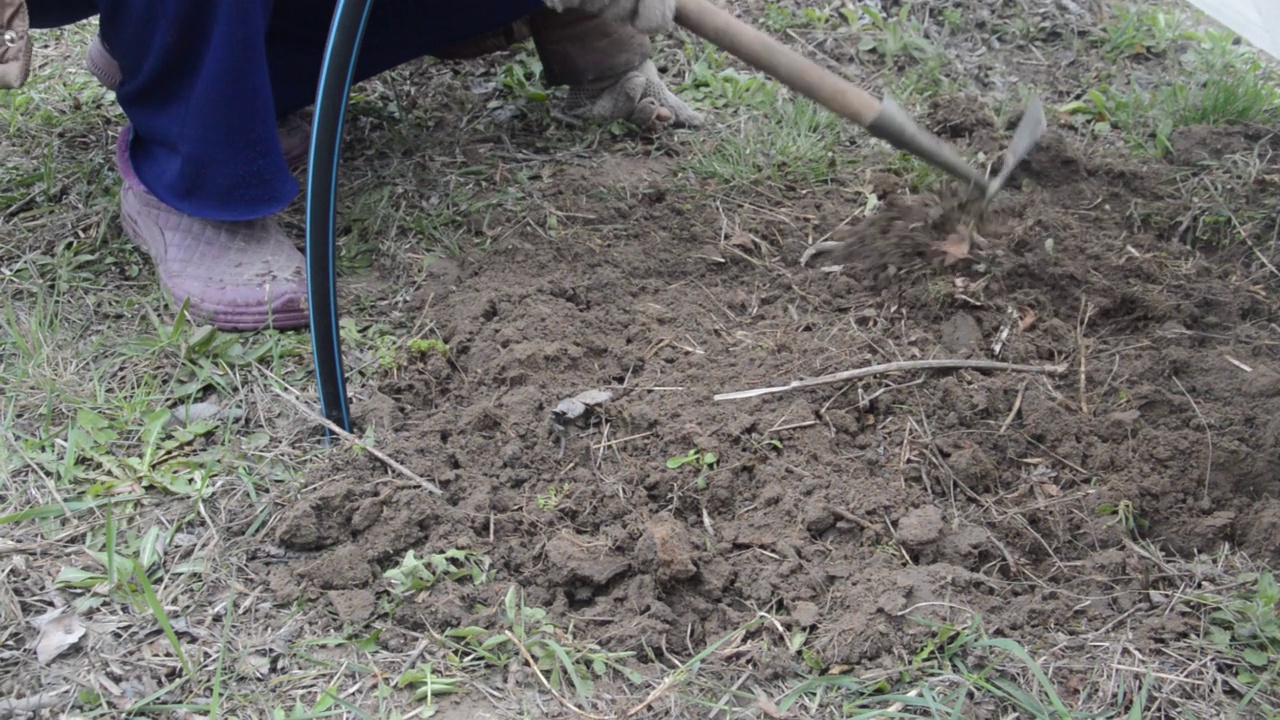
left=542, top=0, right=676, bottom=34
left=559, top=59, right=703, bottom=129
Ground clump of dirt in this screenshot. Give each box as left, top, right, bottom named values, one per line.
left=924, top=93, right=1011, bottom=158
left=250, top=93, right=1280, bottom=675
left=1166, top=123, right=1276, bottom=164
left=800, top=188, right=992, bottom=282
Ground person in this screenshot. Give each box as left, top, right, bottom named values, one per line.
left=1, top=0, right=698, bottom=331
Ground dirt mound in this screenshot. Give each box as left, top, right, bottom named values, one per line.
left=799, top=190, right=988, bottom=283
left=927, top=93, right=997, bottom=140
left=1167, top=123, right=1277, bottom=163
left=250, top=99, right=1280, bottom=673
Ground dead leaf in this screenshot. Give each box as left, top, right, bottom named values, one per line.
left=1018, top=307, right=1038, bottom=332
left=932, top=230, right=972, bottom=267
left=143, top=637, right=173, bottom=660
left=756, top=689, right=786, bottom=719
left=572, top=389, right=613, bottom=407
left=551, top=389, right=614, bottom=427
left=34, top=609, right=86, bottom=665
left=799, top=240, right=847, bottom=269
left=1037, top=482, right=1063, bottom=498
left=694, top=247, right=726, bottom=264
left=238, top=652, right=271, bottom=679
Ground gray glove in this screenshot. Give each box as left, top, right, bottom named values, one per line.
left=542, top=0, right=676, bottom=34
left=559, top=59, right=703, bottom=129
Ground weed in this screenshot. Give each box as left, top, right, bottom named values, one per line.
left=1200, top=572, right=1280, bottom=686
left=1094, top=4, right=1190, bottom=60
left=1097, top=500, right=1149, bottom=539
left=667, top=447, right=718, bottom=490
left=340, top=321, right=452, bottom=376
left=407, top=337, right=449, bottom=358
left=1167, top=27, right=1280, bottom=127
left=442, top=586, right=642, bottom=703
left=779, top=617, right=1120, bottom=717
left=535, top=481, right=572, bottom=511
left=396, top=662, right=466, bottom=709
left=497, top=44, right=550, bottom=102
left=855, top=5, right=936, bottom=66
left=754, top=437, right=784, bottom=454
left=383, top=548, right=494, bottom=595
left=1062, top=21, right=1279, bottom=154
left=760, top=3, right=838, bottom=32
left=939, top=7, right=964, bottom=35
left=268, top=687, right=346, bottom=720
left=677, top=43, right=780, bottom=112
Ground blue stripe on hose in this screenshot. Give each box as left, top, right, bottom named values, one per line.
left=305, top=0, right=374, bottom=437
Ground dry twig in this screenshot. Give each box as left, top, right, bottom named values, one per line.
left=992, top=305, right=1016, bottom=357
left=0, top=690, right=68, bottom=718
left=504, top=631, right=609, bottom=720
left=269, top=387, right=443, bottom=495
left=998, top=381, right=1028, bottom=435
left=1077, top=296, right=1094, bottom=415
left=1171, top=376, right=1213, bottom=502
left=715, top=359, right=1069, bottom=401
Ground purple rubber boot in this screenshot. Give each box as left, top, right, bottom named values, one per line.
left=115, top=127, right=311, bottom=331
left=88, top=34, right=312, bottom=168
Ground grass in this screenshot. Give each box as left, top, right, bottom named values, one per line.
left=4, top=3, right=1280, bottom=718
left=1094, top=3, right=1192, bottom=61
left=687, top=95, right=844, bottom=188
left=1063, top=6, right=1280, bottom=155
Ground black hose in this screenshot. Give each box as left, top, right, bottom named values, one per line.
left=305, top=0, right=374, bottom=437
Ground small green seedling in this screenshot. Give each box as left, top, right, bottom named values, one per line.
left=1097, top=500, right=1149, bottom=539
left=384, top=548, right=492, bottom=595
left=441, top=586, right=642, bottom=703
left=497, top=45, right=549, bottom=102
left=407, top=337, right=449, bottom=358
left=536, top=482, right=572, bottom=511
left=397, top=662, right=466, bottom=709
left=667, top=448, right=718, bottom=489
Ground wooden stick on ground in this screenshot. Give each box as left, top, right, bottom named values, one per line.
left=715, top=359, right=1070, bottom=402
left=270, top=386, right=443, bottom=495
left=0, top=690, right=68, bottom=719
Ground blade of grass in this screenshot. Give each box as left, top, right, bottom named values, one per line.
left=973, top=638, right=1072, bottom=718
left=133, top=561, right=193, bottom=678
left=0, top=494, right=146, bottom=524
left=210, top=588, right=235, bottom=720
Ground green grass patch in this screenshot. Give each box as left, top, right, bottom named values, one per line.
left=1093, top=3, right=1192, bottom=61
left=687, top=96, right=843, bottom=187
left=1063, top=23, right=1280, bottom=155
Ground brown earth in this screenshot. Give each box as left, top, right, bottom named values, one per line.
left=249, top=98, right=1280, bottom=677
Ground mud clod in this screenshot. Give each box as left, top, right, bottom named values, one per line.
left=638, top=514, right=699, bottom=585
left=897, top=505, right=945, bottom=548
left=329, top=589, right=378, bottom=625
left=544, top=533, right=632, bottom=591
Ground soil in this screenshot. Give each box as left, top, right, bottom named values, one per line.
left=250, top=99, right=1280, bottom=676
